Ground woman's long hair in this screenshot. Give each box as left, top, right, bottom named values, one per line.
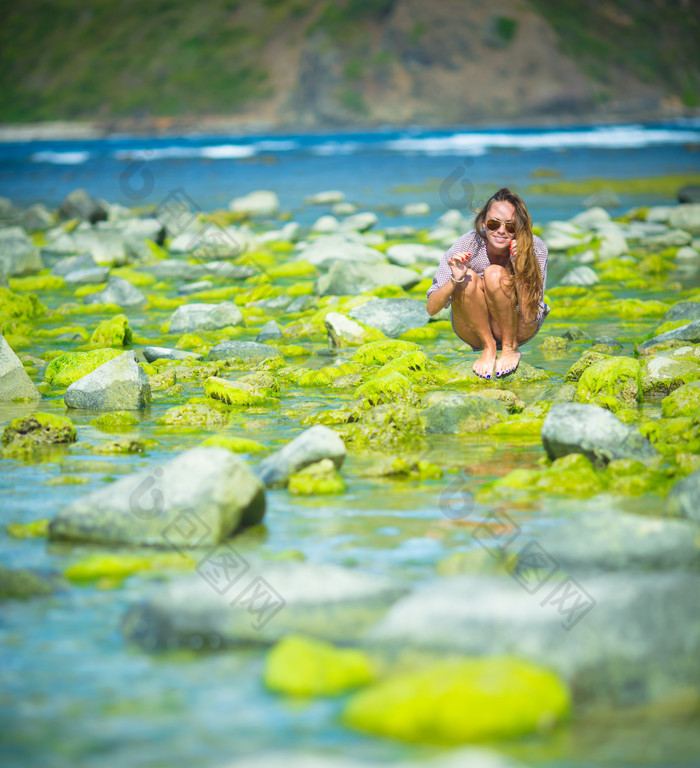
left=474, top=188, right=541, bottom=322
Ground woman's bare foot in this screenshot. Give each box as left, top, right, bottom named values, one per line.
left=495, top=347, right=521, bottom=377
left=473, top=346, right=497, bottom=379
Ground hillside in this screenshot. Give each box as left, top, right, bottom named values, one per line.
left=0, top=0, right=698, bottom=130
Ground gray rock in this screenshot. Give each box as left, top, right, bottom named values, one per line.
left=638, top=318, right=700, bottom=351
left=318, top=262, right=420, bottom=296
left=368, top=572, right=700, bottom=707
left=50, top=252, right=97, bottom=276
left=142, top=347, right=202, bottom=363
left=338, top=211, right=378, bottom=232
left=645, top=229, right=693, bottom=248
left=177, top=280, right=213, bottom=296
left=348, top=298, right=429, bottom=337
left=324, top=312, right=367, bottom=348
left=169, top=302, right=244, bottom=334
left=286, top=295, right=316, bottom=314
left=255, top=320, right=283, bottom=342
left=0, top=226, right=43, bottom=275
left=332, top=202, right=357, bottom=216
left=229, top=190, right=279, bottom=217
left=597, top=229, right=628, bottom=260
left=559, top=265, right=599, bottom=287
left=0, top=334, right=41, bottom=401
left=570, top=207, right=611, bottom=229
left=136, top=259, right=255, bottom=282
left=58, top=188, right=107, bottom=223
left=71, top=229, right=128, bottom=266
left=509, top=511, right=700, bottom=574
left=208, top=340, right=282, bottom=363
left=675, top=246, right=700, bottom=262
left=401, top=202, right=431, bottom=217
left=305, top=190, right=345, bottom=205
left=49, top=447, right=264, bottom=547
left=583, top=190, right=620, bottom=209
left=678, top=186, right=700, bottom=204
left=662, top=302, right=700, bottom=323
left=83, top=276, right=146, bottom=307
left=122, top=560, right=404, bottom=650
left=666, top=468, right=700, bottom=523
left=22, top=203, right=54, bottom=232
left=0, top=566, right=59, bottom=600
left=310, top=215, right=339, bottom=233
left=64, top=351, right=151, bottom=410
left=64, top=266, right=110, bottom=284
left=297, top=234, right=386, bottom=270
left=422, top=392, right=508, bottom=434
left=255, top=425, right=346, bottom=487
left=249, top=295, right=293, bottom=311
left=541, top=403, right=658, bottom=466
left=640, top=354, right=700, bottom=395
left=385, top=243, right=443, bottom=267
left=645, top=206, right=674, bottom=224
left=669, top=203, right=700, bottom=234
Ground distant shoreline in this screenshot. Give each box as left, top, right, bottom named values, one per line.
left=1, top=108, right=698, bottom=143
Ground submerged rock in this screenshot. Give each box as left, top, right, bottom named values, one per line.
left=2, top=412, right=76, bottom=451
left=288, top=458, right=346, bottom=495
left=541, top=403, right=658, bottom=465
left=0, top=566, right=59, bottom=600
left=122, top=560, right=405, bottom=649
left=208, top=340, right=282, bottom=363
left=142, top=346, right=202, bottom=363
left=255, top=425, right=346, bottom=487
left=0, top=333, right=41, bottom=401
left=50, top=446, right=264, bottom=546
left=348, top=298, right=429, bottom=338
left=422, top=392, right=508, bottom=434
left=64, top=351, right=151, bottom=410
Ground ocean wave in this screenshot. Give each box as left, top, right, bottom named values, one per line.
left=383, top=125, right=700, bottom=154
left=114, top=144, right=257, bottom=161
left=30, top=150, right=91, bottom=164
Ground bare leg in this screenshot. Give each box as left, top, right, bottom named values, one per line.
left=450, top=269, right=498, bottom=379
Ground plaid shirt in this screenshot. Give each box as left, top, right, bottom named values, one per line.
left=427, top=229, right=550, bottom=325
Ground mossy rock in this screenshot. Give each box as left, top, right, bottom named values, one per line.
left=237, top=371, right=281, bottom=396
left=6, top=518, right=50, bottom=538
left=341, top=403, right=425, bottom=450
left=363, top=456, right=443, bottom=481
left=43, top=348, right=123, bottom=388
left=399, top=325, right=440, bottom=342
left=0, top=285, right=47, bottom=322
left=200, top=434, right=266, bottom=453
left=421, top=392, right=508, bottom=434
left=288, top=361, right=364, bottom=388
left=641, top=356, right=700, bottom=396
left=204, top=376, right=275, bottom=407
left=92, top=438, right=155, bottom=455
left=264, top=634, right=375, bottom=696
left=661, top=381, right=700, bottom=418
left=342, top=656, right=569, bottom=744
left=90, top=411, right=140, bottom=432
left=64, top=552, right=195, bottom=584
left=355, top=371, right=415, bottom=406
left=36, top=325, right=90, bottom=341
left=352, top=339, right=421, bottom=366
left=2, top=412, right=76, bottom=450
left=603, top=458, right=674, bottom=497
left=565, top=350, right=611, bottom=382
left=541, top=336, right=568, bottom=356
left=436, top=360, right=552, bottom=388
left=639, top=414, right=700, bottom=455
left=486, top=416, right=544, bottom=438
left=575, top=356, right=641, bottom=409
left=9, top=274, right=65, bottom=292
left=0, top=566, right=58, bottom=600
left=158, top=403, right=230, bottom=427
left=175, top=333, right=208, bottom=352
left=436, top=549, right=510, bottom=577
left=288, top=458, right=346, bottom=495
left=88, top=313, right=132, bottom=346
left=375, top=350, right=430, bottom=379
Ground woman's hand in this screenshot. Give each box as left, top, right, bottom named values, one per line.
left=448, top=251, right=470, bottom=282
left=509, top=239, right=518, bottom=267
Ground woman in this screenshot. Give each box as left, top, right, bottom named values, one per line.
left=426, top=187, right=549, bottom=379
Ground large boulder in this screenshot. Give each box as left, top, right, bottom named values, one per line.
left=122, top=560, right=404, bottom=649
left=49, top=447, right=264, bottom=547
left=169, top=302, right=244, bottom=333
left=0, top=226, right=42, bottom=275
left=255, top=425, right=346, bottom=487
left=368, top=572, right=700, bottom=708
left=0, top=334, right=41, bottom=401
left=541, top=403, right=658, bottom=465
left=64, top=351, right=151, bottom=410
left=348, top=298, right=429, bottom=337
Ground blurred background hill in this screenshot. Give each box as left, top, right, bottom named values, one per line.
left=0, top=0, right=698, bottom=132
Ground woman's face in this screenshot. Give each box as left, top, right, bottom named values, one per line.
left=483, top=200, right=516, bottom=253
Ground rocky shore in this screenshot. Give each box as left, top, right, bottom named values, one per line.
left=2, top=184, right=700, bottom=762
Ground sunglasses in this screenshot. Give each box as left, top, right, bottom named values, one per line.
left=486, top=218, right=516, bottom=235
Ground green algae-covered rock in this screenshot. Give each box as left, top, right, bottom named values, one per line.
left=2, top=412, right=76, bottom=452
left=290, top=361, right=363, bottom=388
left=158, top=403, right=230, bottom=427
left=342, top=403, right=425, bottom=450
left=641, top=355, right=700, bottom=396
left=352, top=339, right=421, bottom=366
left=204, top=376, right=275, bottom=407
left=237, top=371, right=280, bottom=396
left=200, top=434, right=266, bottom=453
left=565, top=350, right=611, bottom=382
left=342, top=656, right=569, bottom=744
left=661, top=381, right=700, bottom=418
left=639, top=414, right=700, bottom=455
left=0, top=285, right=46, bottom=328
left=541, top=335, right=568, bottom=356
left=6, top=518, right=49, bottom=538
left=355, top=371, right=414, bottom=405
left=264, top=634, right=375, bottom=696
left=576, top=356, right=642, bottom=408
left=604, top=458, right=674, bottom=497
left=486, top=416, right=544, bottom=439
left=64, top=552, right=194, bottom=584
left=288, top=458, right=346, bottom=495
left=421, top=392, right=507, bottom=434
left=363, top=456, right=442, bottom=481
left=88, top=313, right=132, bottom=346
left=0, top=566, right=58, bottom=600
left=44, top=348, right=123, bottom=389
left=435, top=360, right=551, bottom=388
left=374, top=350, right=430, bottom=380
left=90, top=411, right=140, bottom=432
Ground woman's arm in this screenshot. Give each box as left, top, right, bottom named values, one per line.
left=427, top=278, right=457, bottom=316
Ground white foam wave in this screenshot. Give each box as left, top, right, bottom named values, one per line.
left=114, top=144, right=256, bottom=161
left=30, top=150, right=91, bottom=164
left=384, top=125, right=700, bottom=154
left=309, top=141, right=362, bottom=156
